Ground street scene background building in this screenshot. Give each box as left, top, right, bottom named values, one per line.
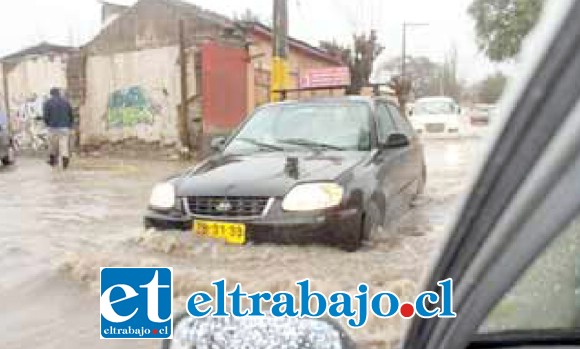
left=0, top=0, right=344, bottom=155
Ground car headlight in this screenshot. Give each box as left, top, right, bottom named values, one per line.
left=282, top=183, right=344, bottom=211
left=149, top=182, right=175, bottom=210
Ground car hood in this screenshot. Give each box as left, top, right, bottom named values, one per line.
left=175, top=151, right=368, bottom=197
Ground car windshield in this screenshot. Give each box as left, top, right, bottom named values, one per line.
left=414, top=100, right=456, bottom=115
left=224, top=102, right=371, bottom=154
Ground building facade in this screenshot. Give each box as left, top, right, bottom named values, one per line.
left=0, top=43, right=78, bottom=149
left=245, top=22, right=344, bottom=108
left=80, top=0, right=237, bottom=149
left=2, top=0, right=345, bottom=153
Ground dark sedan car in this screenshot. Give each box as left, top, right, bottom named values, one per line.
left=144, top=96, right=426, bottom=251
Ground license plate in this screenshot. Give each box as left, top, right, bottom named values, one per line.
left=426, top=123, right=445, bottom=133
left=193, top=220, right=246, bottom=245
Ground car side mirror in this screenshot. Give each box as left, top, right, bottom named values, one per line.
left=385, top=132, right=410, bottom=148
left=210, top=136, right=226, bottom=151
left=163, top=313, right=356, bottom=349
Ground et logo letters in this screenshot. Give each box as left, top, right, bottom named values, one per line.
left=100, top=267, right=173, bottom=339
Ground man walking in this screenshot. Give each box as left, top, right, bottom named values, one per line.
left=43, top=88, right=74, bottom=169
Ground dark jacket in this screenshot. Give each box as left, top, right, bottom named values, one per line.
left=43, top=96, right=74, bottom=129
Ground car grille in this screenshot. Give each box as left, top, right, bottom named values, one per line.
left=425, top=123, right=445, bottom=133
left=185, top=196, right=271, bottom=217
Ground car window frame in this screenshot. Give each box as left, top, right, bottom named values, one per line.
left=384, top=101, right=416, bottom=138
left=402, top=1, right=580, bottom=348
left=374, top=100, right=398, bottom=145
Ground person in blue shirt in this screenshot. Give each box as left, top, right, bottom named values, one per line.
left=43, top=88, right=73, bottom=169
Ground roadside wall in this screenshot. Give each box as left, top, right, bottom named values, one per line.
left=80, top=45, right=196, bottom=147
left=79, top=0, right=239, bottom=149
left=2, top=54, right=69, bottom=148
left=4, top=55, right=68, bottom=101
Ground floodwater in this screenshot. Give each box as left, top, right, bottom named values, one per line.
left=0, top=138, right=484, bottom=349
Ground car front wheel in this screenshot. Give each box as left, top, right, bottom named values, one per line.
left=342, top=206, right=379, bottom=252
left=341, top=233, right=361, bottom=252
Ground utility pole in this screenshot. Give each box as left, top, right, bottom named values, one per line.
left=271, top=0, right=290, bottom=102
left=178, top=19, right=191, bottom=150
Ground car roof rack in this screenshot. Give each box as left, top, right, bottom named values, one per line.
left=273, top=85, right=349, bottom=101
left=273, top=84, right=398, bottom=105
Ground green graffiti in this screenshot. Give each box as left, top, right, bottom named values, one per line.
left=107, top=86, right=154, bottom=128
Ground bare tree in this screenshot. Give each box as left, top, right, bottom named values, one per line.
left=320, top=30, right=384, bottom=95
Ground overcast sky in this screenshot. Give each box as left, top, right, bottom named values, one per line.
left=0, top=0, right=505, bottom=82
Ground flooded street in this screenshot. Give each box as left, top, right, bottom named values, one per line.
left=0, top=138, right=485, bottom=349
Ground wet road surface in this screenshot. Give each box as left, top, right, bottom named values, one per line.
left=0, top=138, right=485, bottom=349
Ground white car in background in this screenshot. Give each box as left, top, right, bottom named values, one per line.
left=409, top=96, right=464, bottom=137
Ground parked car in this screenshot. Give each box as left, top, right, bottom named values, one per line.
left=409, top=96, right=464, bottom=137
left=0, top=112, right=15, bottom=166
left=468, top=103, right=496, bottom=126
left=145, top=96, right=426, bottom=251
left=164, top=0, right=580, bottom=347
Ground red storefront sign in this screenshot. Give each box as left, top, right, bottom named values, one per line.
left=299, top=67, right=351, bottom=89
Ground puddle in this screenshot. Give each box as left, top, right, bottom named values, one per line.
left=1, top=139, right=482, bottom=348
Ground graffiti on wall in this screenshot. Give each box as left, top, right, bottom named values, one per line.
left=107, top=86, right=157, bottom=128
left=11, top=94, right=49, bottom=150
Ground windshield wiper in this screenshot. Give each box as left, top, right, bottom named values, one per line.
left=236, top=138, right=284, bottom=151
left=278, top=138, right=346, bottom=151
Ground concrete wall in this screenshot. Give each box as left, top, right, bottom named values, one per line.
left=2, top=54, right=69, bottom=147
left=80, top=0, right=240, bottom=148
left=5, top=54, right=68, bottom=104
left=80, top=45, right=196, bottom=147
